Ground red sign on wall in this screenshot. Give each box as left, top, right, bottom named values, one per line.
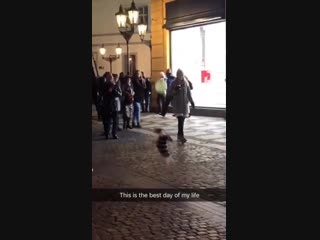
left=201, top=70, right=211, bottom=83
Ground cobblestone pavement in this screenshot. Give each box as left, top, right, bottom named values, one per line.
left=92, top=111, right=226, bottom=240
left=93, top=201, right=225, bottom=240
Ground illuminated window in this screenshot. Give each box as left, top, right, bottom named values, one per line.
left=171, top=22, right=226, bottom=108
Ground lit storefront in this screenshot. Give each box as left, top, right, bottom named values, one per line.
left=171, top=22, right=225, bottom=108
left=164, top=0, right=226, bottom=110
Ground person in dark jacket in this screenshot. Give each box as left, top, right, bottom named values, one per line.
left=92, top=67, right=102, bottom=120
left=101, top=72, right=122, bottom=139
left=141, top=71, right=147, bottom=112
left=131, top=70, right=146, bottom=128
left=121, top=76, right=134, bottom=129
left=96, top=75, right=107, bottom=120
left=142, top=72, right=152, bottom=112
left=166, top=69, right=175, bottom=89
left=112, top=74, right=122, bottom=131
left=161, top=69, right=176, bottom=117
left=119, top=72, right=126, bottom=88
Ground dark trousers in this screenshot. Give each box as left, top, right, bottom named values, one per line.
left=161, top=94, right=173, bottom=116
left=93, top=96, right=102, bottom=118
left=177, top=116, right=185, bottom=136
left=103, top=111, right=117, bottom=136
left=157, top=94, right=166, bottom=113
left=116, top=111, right=121, bottom=129
left=144, top=93, right=151, bottom=112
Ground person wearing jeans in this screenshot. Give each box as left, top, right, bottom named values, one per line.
left=122, top=76, right=134, bottom=129
left=169, top=69, right=195, bottom=143
left=101, top=72, right=122, bottom=139
left=133, top=101, right=142, bottom=128
left=132, top=70, right=146, bottom=128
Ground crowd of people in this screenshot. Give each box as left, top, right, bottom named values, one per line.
left=92, top=68, right=195, bottom=143
left=92, top=70, right=151, bottom=139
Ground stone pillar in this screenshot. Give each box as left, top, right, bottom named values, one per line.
left=150, top=0, right=175, bottom=112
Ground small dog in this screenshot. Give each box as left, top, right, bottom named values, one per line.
left=154, top=128, right=173, bottom=157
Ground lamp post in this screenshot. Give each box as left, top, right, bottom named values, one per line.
left=115, top=0, right=149, bottom=76
left=99, top=44, right=122, bottom=74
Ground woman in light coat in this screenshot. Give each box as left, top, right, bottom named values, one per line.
left=169, top=69, right=195, bottom=143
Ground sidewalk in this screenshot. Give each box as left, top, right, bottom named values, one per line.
left=92, top=112, right=226, bottom=240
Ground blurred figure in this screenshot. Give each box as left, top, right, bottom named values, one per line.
left=131, top=70, right=146, bottom=128
left=184, top=75, right=193, bottom=90
left=121, top=76, right=134, bottom=129
left=96, top=74, right=107, bottom=121
left=92, top=66, right=102, bottom=120
left=144, top=75, right=152, bottom=112
left=161, top=69, right=176, bottom=116
left=113, top=74, right=122, bottom=131
left=166, top=69, right=175, bottom=89
left=119, top=72, right=126, bottom=88
left=140, top=71, right=150, bottom=112
left=169, top=69, right=195, bottom=143
left=155, top=72, right=167, bottom=114
left=101, top=72, right=122, bottom=139
left=224, top=78, right=226, bottom=120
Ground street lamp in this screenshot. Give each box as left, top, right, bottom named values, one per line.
left=99, top=45, right=106, bottom=56
left=115, top=0, right=149, bottom=76
left=127, top=0, right=139, bottom=24
left=115, top=43, right=122, bottom=55
left=99, top=44, right=122, bottom=74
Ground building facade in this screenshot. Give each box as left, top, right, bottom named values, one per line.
left=92, top=0, right=226, bottom=114
left=92, top=0, right=151, bottom=77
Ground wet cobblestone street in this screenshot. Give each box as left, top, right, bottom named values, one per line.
left=92, top=113, right=226, bottom=240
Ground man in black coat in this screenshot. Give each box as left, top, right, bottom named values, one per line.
left=144, top=77, right=152, bottom=112
left=92, top=66, right=102, bottom=120
left=101, top=72, right=122, bottom=139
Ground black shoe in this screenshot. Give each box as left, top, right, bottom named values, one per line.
left=117, top=127, right=122, bottom=131
left=105, top=134, right=110, bottom=140
left=178, top=135, right=187, bottom=143
left=127, top=125, right=133, bottom=129
left=137, top=124, right=142, bottom=128
left=112, top=134, right=118, bottom=139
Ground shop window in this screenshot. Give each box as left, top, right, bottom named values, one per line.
left=171, top=22, right=226, bottom=108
